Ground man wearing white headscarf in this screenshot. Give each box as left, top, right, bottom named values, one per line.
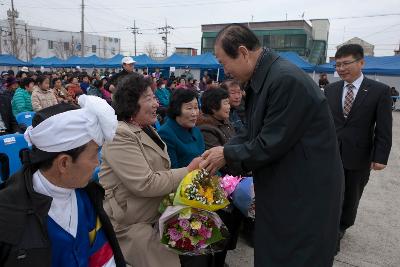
left=0, top=95, right=126, bottom=267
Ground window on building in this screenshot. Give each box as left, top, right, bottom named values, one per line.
left=48, top=40, right=54, bottom=49
left=30, top=38, right=36, bottom=45
left=114, top=38, right=118, bottom=43
left=64, top=42, right=70, bottom=51
left=111, top=47, right=116, bottom=55
left=92, top=45, right=97, bottom=53
left=108, top=37, right=112, bottom=42
left=284, top=34, right=306, bottom=48
left=269, top=35, right=285, bottom=49
left=202, top=37, right=216, bottom=49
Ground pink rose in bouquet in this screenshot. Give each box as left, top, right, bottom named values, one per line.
left=220, top=175, right=242, bottom=197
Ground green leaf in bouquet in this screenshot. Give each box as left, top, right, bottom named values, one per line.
left=189, top=235, right=202, bottom=245
left=161, top=233, right=170, bottom=245
left=205, top=227, right=224, bottom=245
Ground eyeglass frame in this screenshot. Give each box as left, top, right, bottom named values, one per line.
left=334, top=58, right=362, bottom=69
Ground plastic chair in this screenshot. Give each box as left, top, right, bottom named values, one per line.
left=0, top=134, right=30, bottom=183
left=16, top=112, right=35, bottom=128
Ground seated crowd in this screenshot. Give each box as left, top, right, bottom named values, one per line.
left=0, top=62, right=251, bottom=267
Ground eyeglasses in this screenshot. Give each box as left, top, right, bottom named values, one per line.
left=334, top=58, right=361, bottom=69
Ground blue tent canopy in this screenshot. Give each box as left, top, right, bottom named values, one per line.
left=149, top=52, right=315, bottom=71
left=29, top=57, right=47, bottom=66
left=100, top=54, right=156, bottom=68
left=51, top=55, right=105, bottom=68
left=82, top=55, right=106, bottom=67
left=316, top=55, right=400, bottom=76
left=0, top=54, right=31, bottom=67
left=29, top=56, right=65, bottom=67
left=148, top=53, right=221, bottom=69
left=278, top=52, right=315, bottom=73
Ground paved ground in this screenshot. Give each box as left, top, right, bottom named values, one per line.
left=226, top=111, right=400, bottom=267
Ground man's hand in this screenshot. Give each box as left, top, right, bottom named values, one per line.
left=199, top=146, right=226, bottom=175
left=371, top=162, right=386, bottom=171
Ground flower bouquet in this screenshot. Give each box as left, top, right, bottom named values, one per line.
left=231, top=177, right=255, bottom=218
left=159, top=205, right=228, bottom=255
left=173, top=169, right=229, bottom=211
left=220, top=174, right=242, bottom=198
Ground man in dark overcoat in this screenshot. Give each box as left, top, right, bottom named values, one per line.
left=200, top=23, right=344, bottom=267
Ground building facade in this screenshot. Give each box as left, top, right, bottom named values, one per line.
left=0, top=19, right=121, bottom=61
left=201, top=19, right=329, bottom=64
left=175, top=47, right=198, bottom=56
left=337, top=37, right=374, bottom=56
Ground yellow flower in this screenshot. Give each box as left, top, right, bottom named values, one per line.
left=198, top=186, right=205, bottom=195
left=191, top=221, right=202, bottom=230
left=205, top=188, right=214, bottom=204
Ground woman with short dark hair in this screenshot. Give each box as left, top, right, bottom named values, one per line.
left=197, top=88, right=243, bottom=266
left=197, top=88, right=235, bottom=151
left=100, top=73, right=201, bottom=267
left=158, top=89, right=205, bottom=169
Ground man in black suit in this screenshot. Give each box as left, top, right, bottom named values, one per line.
left=324, top=44, right=392, bottom=244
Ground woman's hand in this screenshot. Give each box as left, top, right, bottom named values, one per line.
left=187, top=156, right=203, bottom=172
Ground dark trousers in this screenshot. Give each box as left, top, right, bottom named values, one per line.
left=180, top=255, right=212, bottom=267
left=340, top=168, right=371, bottom=231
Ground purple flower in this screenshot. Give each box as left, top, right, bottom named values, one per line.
left=198, top=239, right=207, bottom=249
left=198, top=226, right=212, bottom=239
left=179, top=219, right=190, bottom=230
left=168, top=228, right=183, bottom=241
left=198, top=215, right=208, bottom=222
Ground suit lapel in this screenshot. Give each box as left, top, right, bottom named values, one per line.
left=332, top=81, right=345, bottom=121
left=346, top=78, right=370, bottom=122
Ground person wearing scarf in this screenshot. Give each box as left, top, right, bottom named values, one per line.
left=0, top=95, right=126, bottom=267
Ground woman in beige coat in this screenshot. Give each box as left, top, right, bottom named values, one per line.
left=99, top=73, right=201, bottom=267
left=31, top=76, right=58, bottom=111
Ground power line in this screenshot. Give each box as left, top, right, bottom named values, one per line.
left=325, top=13, right=400, bottom=20
left=84, top=0, right=249, bottom=9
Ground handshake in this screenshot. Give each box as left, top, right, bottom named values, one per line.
left=187, top=146, right=226, bottom=175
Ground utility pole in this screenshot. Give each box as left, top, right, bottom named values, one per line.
left=24, top=23, right=28, bottom=61
left=71, top=35, right=75, bottom=57
left=80, top=0, right=85, bottom=57
left=0, top=26, right=2, bottom=54
left=158, top=20, right=173, bottom=57
left=7, top=0, right=18, bottom=57
left=98, top=39, right=100, bottom=57
left=128, top=20, right=141, bottom=56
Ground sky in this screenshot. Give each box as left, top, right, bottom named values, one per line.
left=1, top=0, right=399, bottom=60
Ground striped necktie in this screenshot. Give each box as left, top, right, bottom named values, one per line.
left=343, top=84, right=355, bottom=118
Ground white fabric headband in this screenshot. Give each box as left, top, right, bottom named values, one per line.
left=24, top=95, right=117, bottom=152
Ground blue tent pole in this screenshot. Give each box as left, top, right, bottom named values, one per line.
left=217, top=68, right=220, bottom=82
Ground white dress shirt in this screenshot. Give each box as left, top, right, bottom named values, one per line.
left=341, top=73, right=364, bottom=109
